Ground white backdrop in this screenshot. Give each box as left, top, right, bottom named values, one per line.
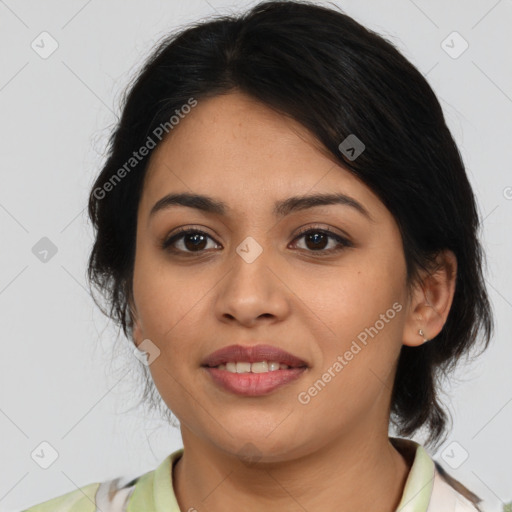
left=0, top=1, right=511, bottom=511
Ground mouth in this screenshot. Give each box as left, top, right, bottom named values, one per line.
left=201, top=343, right=309, bottom=370
left=207, top=361, right=305, bottom=372
left=201, top=344, right=309, bottom=396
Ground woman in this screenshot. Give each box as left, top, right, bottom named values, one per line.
left=24, top=1, right=493, bottom=511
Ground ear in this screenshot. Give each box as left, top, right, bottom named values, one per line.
left=402, top=249, right=457, bottom=347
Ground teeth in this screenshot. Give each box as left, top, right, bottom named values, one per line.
left=250, top=361, right=268, bottom=373
left=236, top=362, right=251, bottom=373
left=215, top=361, right=291, bottom=373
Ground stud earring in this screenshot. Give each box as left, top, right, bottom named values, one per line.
left=418, top=329, right=429, bottom=343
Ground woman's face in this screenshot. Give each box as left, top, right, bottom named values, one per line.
left=131, top=91, right=417, bottom=461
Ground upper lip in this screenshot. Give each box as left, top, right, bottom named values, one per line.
left=201, top=344, right=309, bottom=368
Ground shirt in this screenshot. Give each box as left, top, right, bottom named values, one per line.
left=22, top=437, right=485, bottom=512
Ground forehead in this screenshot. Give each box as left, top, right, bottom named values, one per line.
left=139, top=91, right=387, bottom=221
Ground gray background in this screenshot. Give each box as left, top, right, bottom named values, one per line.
left=0, top=1, right=511, bottom=511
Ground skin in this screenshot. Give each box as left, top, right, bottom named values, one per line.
left=130, top=91, right=457, bottom=512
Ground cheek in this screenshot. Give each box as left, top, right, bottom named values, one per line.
left=294, top=256, right=405, bottom=408
left=295, top=258, right=403, bottom=342
left=132, top=258, right=210, bottom=419
left=133, top=248, right=214, bottom=341
left=132, top=255, right=220, bottom=395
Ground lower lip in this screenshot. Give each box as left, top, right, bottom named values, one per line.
left=203, top=367, right=307, bottom=396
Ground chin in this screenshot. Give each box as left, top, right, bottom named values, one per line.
left=211, top=431, right=307, bottom=464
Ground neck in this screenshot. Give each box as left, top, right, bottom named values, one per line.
left=173, top=428, right=412, bottom=512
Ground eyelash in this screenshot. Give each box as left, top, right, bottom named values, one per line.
left=161, top=225, right=352, bottom=256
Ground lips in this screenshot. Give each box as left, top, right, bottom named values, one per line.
left=201, top=344, right=308, bottom=369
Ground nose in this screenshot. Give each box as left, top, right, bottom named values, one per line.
left=213, top=239, right=291, bottom=328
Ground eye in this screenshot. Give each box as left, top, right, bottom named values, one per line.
left=290, top=226, right=352, bottom=254
left=161, top=225, right=352, bottom=256
left=161, top=227, right=220, bottom=254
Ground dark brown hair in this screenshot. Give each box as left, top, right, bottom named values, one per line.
left=87, top=0, right=493, bottom=450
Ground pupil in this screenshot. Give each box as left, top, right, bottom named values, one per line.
left=185, top=233, right=207, bottom=251
left=307, top=232, right=327, bottom=250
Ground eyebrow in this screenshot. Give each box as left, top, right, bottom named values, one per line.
left=149, top=192, right=374, bottom=221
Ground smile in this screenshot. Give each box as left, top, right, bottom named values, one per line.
left=211, top=361, right=294, bottom=372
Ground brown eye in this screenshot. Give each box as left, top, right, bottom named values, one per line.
left=291, top=227, right=352, bottom=254
left=162, top=228, right=220, bottom=254
left=161, top=225, right=352, bottom=257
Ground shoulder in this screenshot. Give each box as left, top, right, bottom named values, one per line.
left=22, top=475, right=142, bottom=512
left=429, top=460, right=485, bottom=512
left=390, top=437, right=488, bottom=512
left=22, top=482, right=101, bottom=512
left=22, top=449, right=183, bottom=512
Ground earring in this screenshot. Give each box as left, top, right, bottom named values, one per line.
left=418, top=329, right=429, bottom=343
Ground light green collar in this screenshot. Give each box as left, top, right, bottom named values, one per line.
left=128, top=438, right=433, bottom=512
left=127, top=448, right=183, bottom=511
left=392, top=437, right=435, bottom=512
